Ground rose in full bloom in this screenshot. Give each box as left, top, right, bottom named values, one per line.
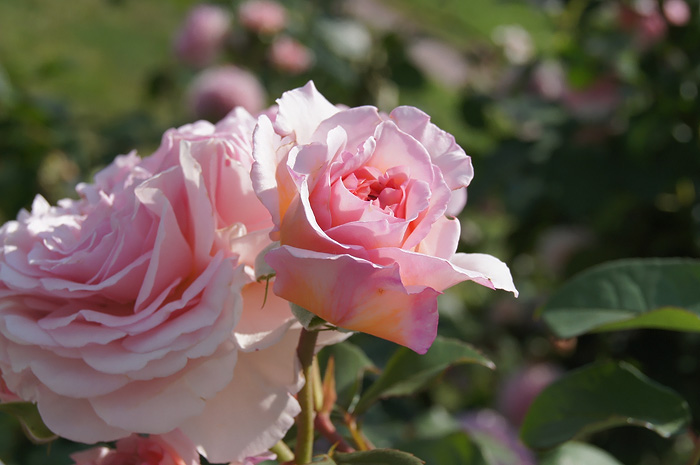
left=252, top=82, right=517, bottom=354
left=174, top=4, right=231, bottom=67
left=0, top=108, right=311, bottom=462
left=70, top=431, right=199, bottom=465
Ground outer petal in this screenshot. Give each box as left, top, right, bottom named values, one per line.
left=266, top=246, right=439, bottom=354
left=309, top=106, right=382, bottom=150
left=368, top=248, right=518, bottom=296
left=451, top=253, right=519, bottom=296
left=446, top=187, right=467, bottom=217
left=36, top=388, right=130, bottom=443
left=389, top=106, right=474, bottom=190
left=274, top=81, right=339, bottom=144
left=234, top=281, right=295, bottom=352
left=181, top=327, right=303, bottom=463
left=414, top=215, right=461, bottom=260
left=251, top=116, right=295, bottom=233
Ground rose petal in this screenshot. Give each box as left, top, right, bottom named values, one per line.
left=414, top=215, right=461, bottom=260
left=234, top=281, right=295, bottom=352
left=251, top=116, right=295, bottom=235
left=389, top=106, right=474, bottom=190
left=274, top=81, right=339, bottom=144
left=369, top=247, right=518, bottom=296
left=181, top=328, right=303, bottom=462
left=266, top=246, right=439, bottom=353
left=36, top=388, right=130, bottom=443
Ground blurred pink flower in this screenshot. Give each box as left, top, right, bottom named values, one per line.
left=70, top=431, right=199, bottom=465
left=269, top=36, right=314, bottom=74
left=188, top=66, right=266, bottom=120
left=342, top=0, right=405, bottom=32
left=663, top=0, right=691, bottom=26
left=174, top=4, right=231, bottom=67
left=460, top=410, right=535, bottom=465
left=619, top=1, right=667, bottom=48
left=562, top=76, right=621, bottom=121
left=530, top=60, right=566, bottom=100
left=497, top=363, right=562, bottom=426
left=407, top=38, right=469, bottom=89
left=239, top=0, right=286, bottom=35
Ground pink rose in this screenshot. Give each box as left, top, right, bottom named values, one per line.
left=70, top=431, right=199, bottom=465
left=618, top=2, right=667, bottom=48
left=562, top=76, right=621, bottom=121
left=188, top=66, right=266, bottom=121
left=238, top=0, right=286, bottom=35
left=252, top=82, right=517, bottom=354
left=174, top=4, right=232, bottom=67
left=269, top=36, right=314, bottom=75
left=0, top=109, right=309, bottom=462
left=663, top=0, right=691, bottom=26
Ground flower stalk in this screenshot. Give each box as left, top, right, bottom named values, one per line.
left=295, top=328, right=320, bottom=464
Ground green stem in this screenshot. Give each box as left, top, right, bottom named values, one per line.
left=295, top=328, right=319, bottom=464
left=270, top=440, right=294, bottom=463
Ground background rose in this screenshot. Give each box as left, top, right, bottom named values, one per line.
left=0, top=108, right=305, bottom=463
left=238, top=0, right=287, bottom=35
left=70, top=430, right=199, bottom=465
left=252, top=82, right=517, bottom=354
left=187, top=66, right=267, bottom=121
left=173, top=4, right=231, bottom=68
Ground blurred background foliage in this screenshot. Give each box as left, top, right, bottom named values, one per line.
left=1, top=0, right=699, bottom=464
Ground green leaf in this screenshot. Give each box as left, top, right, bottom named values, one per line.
left=254, top=241, right=278, bottom=281
left=398, top=432, right=486, bottom=465
left=539, top=258, right=700, bottom=338
left=290, top=303, right=328, bottom=331
left=539, top=442, right=623, bottom=465
left=334, top=449, right=425, bottom=465
left=353, top=336, right=494, bottom=415
left=0, top=401, right=57, bottom=443
left=320, top=342, right=377, bottom=410
left=520, top=361, right=690, bottom=450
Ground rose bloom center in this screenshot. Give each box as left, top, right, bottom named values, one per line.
left=342, top=165, right=409, bottom=217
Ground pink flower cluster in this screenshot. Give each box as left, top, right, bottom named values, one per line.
left=0, top=81, right=515, bottom=461
left=618, top=0, right=691, bottom=49
left=177, top=0, right=314, bottom=120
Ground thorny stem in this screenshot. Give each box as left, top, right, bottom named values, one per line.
left=295, top=328, right=319, bottom=464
